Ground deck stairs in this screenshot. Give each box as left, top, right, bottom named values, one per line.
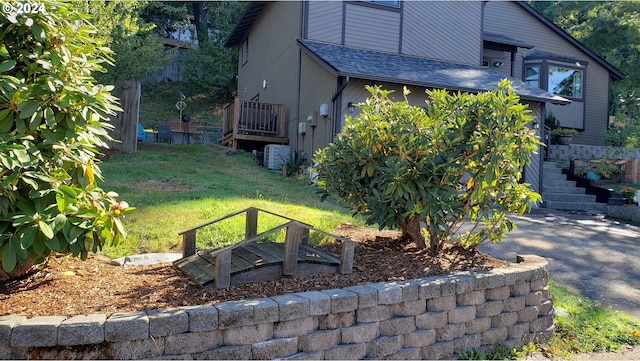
left=542, top=161, right=608, bottom=213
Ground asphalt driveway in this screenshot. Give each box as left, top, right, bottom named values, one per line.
left=479, top=208, right=640, bottom=320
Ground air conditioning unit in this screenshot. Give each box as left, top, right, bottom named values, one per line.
left=263, top=144, right=292, bottom=171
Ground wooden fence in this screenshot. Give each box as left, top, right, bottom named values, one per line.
left=107, top=81, right=141, bottom=153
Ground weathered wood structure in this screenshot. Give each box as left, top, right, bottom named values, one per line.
left=174, top=207, right=354, bottom=288
left=221, top=99, right=288, bottom=149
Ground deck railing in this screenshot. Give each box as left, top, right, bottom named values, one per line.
left=222, top=98, right=286, bottom=139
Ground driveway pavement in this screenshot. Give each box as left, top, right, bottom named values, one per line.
left=479, top=208, right=640, bottom=320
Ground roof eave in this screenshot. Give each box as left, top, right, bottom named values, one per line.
left=224, top=2, right=267, bottom=48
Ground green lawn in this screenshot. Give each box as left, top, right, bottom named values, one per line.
left=98, top=143, right=361, bottom=258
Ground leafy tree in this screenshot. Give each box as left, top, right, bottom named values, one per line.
left=79, top=0, right=171, bottom=84
left=529, top=1, right=640, bottom=119
left=182, top=1, right=247, bottom=105
left=0, top=0, right=132, bottom=278
left=314, top=81, right=541, bottom=254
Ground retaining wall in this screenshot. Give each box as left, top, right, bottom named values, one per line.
left=0, top=255, right=553, bottom=360
left=549, top=144, right=640, bottom=161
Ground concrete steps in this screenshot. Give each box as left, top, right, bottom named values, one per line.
left=542, top=161, right=608, bottom=213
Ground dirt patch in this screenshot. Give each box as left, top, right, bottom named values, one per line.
left=0, top=225, right=509, bottom=318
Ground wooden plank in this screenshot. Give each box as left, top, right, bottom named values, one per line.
left=243, top=242, right=283, bottom=264
left=340, top=240, right=355, bottom=274
left=245, top=207, right=258, bottom=239
left=179, top=208, right=249, bottom=235
left=209, top=221, right=293, bottom=257
left=182, top=230, right=197, bottom=258
left=230, top=253, right=256, bottom=274
left=215, top=250, right=232, bottom=288
left=282, top=223, right=302, bottom=276
left=230, top=265, right=283, bottom=285
left=299, top=244, right=340, bottom=265
left=233, top=246, right=270, bottom=268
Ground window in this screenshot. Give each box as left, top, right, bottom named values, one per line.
left=370, top=0, right=399, bottom=6
left=548, top=66, right=582, bottom=98
left=525, top=65, right=540, bottom=88
left=241, top=37, right=248, bottom=66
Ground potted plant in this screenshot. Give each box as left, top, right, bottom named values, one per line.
left=620, top=187, right=637, bottom=205
left=551, top=127, right=579, bottom=145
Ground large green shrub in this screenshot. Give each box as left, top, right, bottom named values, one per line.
left=314, top=80, right=541, bottom=254
left=0, top=0, right=132, bottom=277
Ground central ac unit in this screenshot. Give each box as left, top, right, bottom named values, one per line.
left=263, top=144, right=292, bottom=171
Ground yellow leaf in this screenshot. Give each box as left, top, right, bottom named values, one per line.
left=467, top=177, right=474, bottom=189
left=62, top=271, right=76, bottom=277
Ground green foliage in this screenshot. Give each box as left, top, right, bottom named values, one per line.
left=182, top=1, right=247, bottom=105
left=550, top=127, right=579, bottom=136
left=314, top=80, right=541, bottom=253
left=458, top=342, right=537, bottom=360
left=77, top=0, right=170, bottom=84
left=548, top=282, right=640, bottom=356
left=604, top=114, right=640, bottom=150
left=0, top=0, right=132, bottom=274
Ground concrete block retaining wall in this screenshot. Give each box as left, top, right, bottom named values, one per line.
left=0, top=255, right=553, bottom=360
left=549, top=144, right=640, bottom=161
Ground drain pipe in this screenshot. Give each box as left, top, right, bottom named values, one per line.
left=330, top=76, right=350, bottom=143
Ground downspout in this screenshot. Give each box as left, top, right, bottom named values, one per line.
left=330, top=76, right=350, bottom=143
left=540, top=102, right=547, bottom=194
left=295, top=2, right=305, bottom=152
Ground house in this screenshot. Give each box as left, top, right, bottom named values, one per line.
left=223, top=1, right=624, bottom=192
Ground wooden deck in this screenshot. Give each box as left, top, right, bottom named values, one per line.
left=174, top=241, right=340, bottom=287
left=221, top=99, right=288, bottom=149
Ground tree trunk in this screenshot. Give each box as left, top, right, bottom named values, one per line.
left=0, top=259, right=35, bottom=282
left=399, top=217, right=427, bottom=249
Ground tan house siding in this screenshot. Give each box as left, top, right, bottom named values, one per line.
left=235, top=2, right=301, bottom=148
left=344, top=3, right=401, bottom=53
left=295, top=55, right=337, bottom=156
left=402, top=1, right=482, bottom=65
left=484, top=1, right=611, bottom=145
left=307, top=1, right=343, bottom=43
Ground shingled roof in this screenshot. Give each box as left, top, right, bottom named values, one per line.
left=298, top=39, right=570, bottom=105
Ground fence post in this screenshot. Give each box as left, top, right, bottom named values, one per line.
left=245, top=207, right=258, bottom=239
left=282, top=222, right=301, bottom=276
left=340, top=240, right=355, bottom=274
left=182, top=230, right=196, bottom=258
left=215, top=249, right=232, bottom=288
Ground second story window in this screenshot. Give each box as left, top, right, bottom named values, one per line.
left=242, top=37, right=249, bottom=66
left=548, top=65, right=582, bottom=99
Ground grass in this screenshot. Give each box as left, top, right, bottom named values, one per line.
left=139, top=82, right=223, bottom=128
left=98, top=143, right=361, bottom=258
left=545, top=281, right=640, bottom=357
left=460, top=282, right=640, bottom=360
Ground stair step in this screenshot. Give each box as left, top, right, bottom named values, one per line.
left=542, top=193, right=596, bottom=202
left=543, top=173, right=568, bottom=181
left=544, top=180, right=576, bottom=188
left=543, top=200, right=608, bottom=213
left=542, top=186, right=586, bottom=195
left=543, top=161, right=560, bottom=169
left=543, top=167, right=565, bottom=175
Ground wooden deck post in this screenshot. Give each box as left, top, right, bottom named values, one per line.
left=340, top=240, right=355, bottom=274
left=182, top=230, right=196, bottom=257
left=215, top=249, right=232, bottom=288
left=245, top=207, right=258, bottom=239
left=282, top=222, right=302, bottom=276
